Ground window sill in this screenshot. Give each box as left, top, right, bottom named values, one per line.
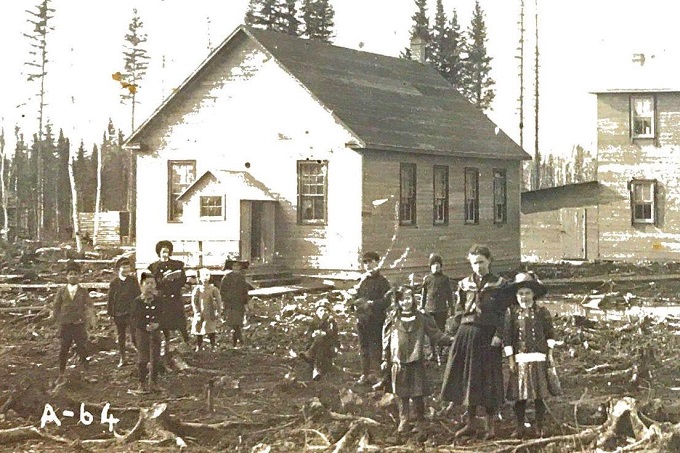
left=200, top=217, right=226, bottom=222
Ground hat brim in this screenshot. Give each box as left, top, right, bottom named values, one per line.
left=223, top=259, right=250, bottom=270
left=507, top=280, right=547, bottom=299
left=155, top=240, right=173, bottom=256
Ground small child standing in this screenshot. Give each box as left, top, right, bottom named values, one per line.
left=130, top=272, right=163, bottom=393
left=220, top=258, right=251, bottom=347
left=503, top=272, right=557, bottom=438
left=107, top=257, right=141, bottom=367
left=51, top=260, right=97, bottom=386
left=420, top=254, right=453, bottom=332
left=382, top=286, right=451, bottom=433
left=191, top=268, right=222, bottom=351
left=300, top=299, right=338, bottom=380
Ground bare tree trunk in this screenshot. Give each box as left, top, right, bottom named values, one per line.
left=532, top=0, right=540, bottom=190
left=93, top=145, right=102, bottom=247
left=517, top=0, right=525, bottom=149
left=67, top=142, right=82, bottom=253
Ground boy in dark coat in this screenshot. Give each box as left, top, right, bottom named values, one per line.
left=107, top=257, right=141, bottom=367
left=51, top=260, right=97, bottom=386
left=220, top=258, right=251, bottom=347
left=130, top=272, right=163, bottom=393
left=351, top=251, right=391, bottom=385
left=421, top=253, right=453, bottom=331
left=148, top=240, right=189, bottom=354
left=300, top=298, right=338, bottom=380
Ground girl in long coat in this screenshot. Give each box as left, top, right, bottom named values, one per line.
left=503, top=272, right=556, bottom=438
left=440, top=244, right=511, bottom=440
left=383, top=286, right=451, bottom=433
left=220, top=259, right=251, bottom=347
left=191, top=268, right=222, bottom=351
left=148, top=240, right=190, bottom=352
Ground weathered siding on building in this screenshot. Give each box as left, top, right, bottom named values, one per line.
left=597, top=92, right=680, bottom=261
left=521, top=183, right=600, bottom=262
left=78, top=212, right=122, bottom=246
left=135, top=34, right=362, bottom=271
left=362, top=150, right=521, bottom=278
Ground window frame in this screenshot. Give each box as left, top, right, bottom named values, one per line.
left=199, top=195, right=225, bottom=220
left=630, top=95, right=656, bottom=139
left=464, top=167, right=480, bottom=225
left=399, top=163, right=417, bottom=226
left=433, top=165, right=449, bottom=225
left=297, top=160, right=328, bottom=225
left=493, top=169, right=507, bottom=224
left=629, top=179, right=657, bottom=225
left=167, top=160, right=196, bottom=222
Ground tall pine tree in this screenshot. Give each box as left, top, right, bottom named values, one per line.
left=282, top=0, right=301, bottom=36
left=245, top=0, right=297, bottom=34
left=429, top=0, right=447, bottom=71
left=461, top=1, right=495, bottom=110
left=118, top=8, right=150, bottom=133
left=442, top=9, right=463, bottom=90
left=301, top=0, right=335, bottom=43
left=404, top=0, right=430, bottom=59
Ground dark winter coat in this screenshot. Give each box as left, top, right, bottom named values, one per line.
left=148, top=258, right=187, bottom=330
left=503, top=304, right=555, bottom=357
left=421, top=271, right=454, bottom=314
left=220, top=270, right=251, bottom=327
left=130, top=294, right=163, bottom=330
left=353, top=271, right=391, bottom=329
left=107, top=276, right=141, bottom=317
left=450, top=273, right=510, bottom=335
left=383, top=310, right=450, bottom=364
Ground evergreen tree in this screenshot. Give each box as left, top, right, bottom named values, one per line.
left=100, top=120, right=129, bottom=212
left=282, top=0, right=301, bottom=36
left=23, top=0, right=55, bottom=240
left=301, top=0, right=335, bottom=43
left=429, top=0, right=447, bottom=71
left=461, top=1, right=495, bottom=110
left=40, top=124, right=57, bottom=239
left=245, top=0, right=287, bottom=33
left=74, top=140, right=94, bottom=213
left=56, top=129, right=72, bottom=239
left=118, top=8, right=150, bottom=133
left=402, top=0, right=430, bottom=61
left=442, top=9, right=463, bottom=90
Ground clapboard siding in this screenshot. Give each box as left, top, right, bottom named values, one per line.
left=362, top=150, right=521, bottom=277
left=135, top=34, right=362, bottom=271
left=78, top=212, right=121, bottom=246
left=597, top=92, right=680, bottom=261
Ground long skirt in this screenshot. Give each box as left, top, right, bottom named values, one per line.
left=391, top=360, right=428, bottom=398
left=506, top=360, right=550, bottom=401
left=440, top=323, right=504, bottom=409
left=160, top=295, right=187, bottom=330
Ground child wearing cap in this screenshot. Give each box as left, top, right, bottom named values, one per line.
left=382, top=286, right=451, bottom=433
left=421, top=253, right=454, bottom=364
left=300, top=299, right=338, bottom=380
left=191, top=268, right=221, bottom=351
left=130, top=272, right=163, bottom=393
left=503, top=272, right=557, bottom=438
left=107, top=257, right=141, bottom=367
left=352, top=251, right=391, bottom=385
left=51, top=260, right=97, bottom=386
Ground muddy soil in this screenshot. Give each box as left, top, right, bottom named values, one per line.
left=0, top=259, right=679, bottom=452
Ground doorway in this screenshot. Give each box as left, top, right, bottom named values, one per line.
left=240, top=200, right=276, bottom=264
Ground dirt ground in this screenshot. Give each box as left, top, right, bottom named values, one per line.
left=1, top=257, right=680, bottom=452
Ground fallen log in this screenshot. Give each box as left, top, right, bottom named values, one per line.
left=0, top=425, right=71, bottom=446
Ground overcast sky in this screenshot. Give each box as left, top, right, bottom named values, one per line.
left=0, top=0, right=678, bottom=158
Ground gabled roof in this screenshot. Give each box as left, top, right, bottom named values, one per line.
left=177, top=170, right=276, bottom=202
left=126, top=25, right=529, bottom=161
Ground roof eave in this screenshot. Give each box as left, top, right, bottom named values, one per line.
left=351, top=143, right=531, bottom=161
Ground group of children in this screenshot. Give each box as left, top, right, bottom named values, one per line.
left=50, top=240, right=558, bottom=437
left=51, top=240, right=251, bottom=393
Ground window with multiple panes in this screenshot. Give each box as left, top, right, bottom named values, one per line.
left=399, top=163, right=417, bottom=225
left=433, top=165, right=449, bottom=225
left=493, top=169, right=507, bottom=224
left=630, top=179, right=656, bottom=224
left=168, top=161, right=196, bottom=221
left=200, top=196, right=223, bottom=218
left=464, top=167, right=479, bottom=224
left=297, top=160, right=328, bottom=224
left=631, top=96, right=655, bottom=138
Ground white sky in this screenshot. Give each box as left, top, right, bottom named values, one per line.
left=1, top=0, right=679, bottom=158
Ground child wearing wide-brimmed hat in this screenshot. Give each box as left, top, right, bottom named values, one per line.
left=503, top=271, right=557, bottom=438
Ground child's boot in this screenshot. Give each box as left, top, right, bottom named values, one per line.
left=535, top=399, right=546, bottom=437
left=411, top=397, right=425, bottom=433
left=512, top=401, right=526, bottom=438
left=397, top=398, right=410, bottom=433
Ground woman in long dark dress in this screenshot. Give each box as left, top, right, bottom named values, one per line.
left=148, top=240, right=190, bottom=354
left=440, top=244, right=511, bottom=439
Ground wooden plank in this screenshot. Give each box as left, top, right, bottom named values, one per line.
left=0, top=282, right=110, bottom=291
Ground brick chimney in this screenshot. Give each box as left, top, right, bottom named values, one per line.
left=410, top=35, right=426, bottom=64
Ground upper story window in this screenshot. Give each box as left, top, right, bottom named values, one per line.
left=200, top=196, right=223, bottom=219
left=630, top=179, right=657, bottom=225
left=631, top=96, right=655, bottom=139
left=493, top=169, right=507, bottom=224
left=433, top=165, right=449, bottom=225
left=298, top=160, right=327, bottom=225
left=168, top=161, right=196, bottom=221
left=464, top=167, right=479, bottom=224
left=399, top=163, right=417, bottom=225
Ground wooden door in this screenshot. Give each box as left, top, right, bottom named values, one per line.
left=561, top=207, right=586, bottom=260
left=260, top=202, right=276, bottom=264
left=240, top=201, right=252, bottom=262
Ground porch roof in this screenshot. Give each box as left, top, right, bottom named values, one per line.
left=176, top=170, right=277, bottom=202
